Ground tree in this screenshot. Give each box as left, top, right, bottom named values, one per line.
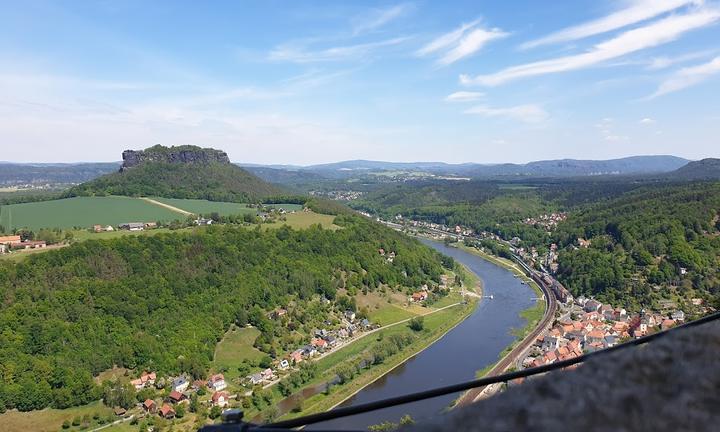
left=209, top=405, right=222, bottom=419
left=408, top=316, right=424, bottom=332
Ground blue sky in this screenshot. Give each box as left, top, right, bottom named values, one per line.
left=1, top=0, right=719, bottom=164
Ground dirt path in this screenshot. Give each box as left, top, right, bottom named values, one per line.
left=141, top=197, right=194, bottom=216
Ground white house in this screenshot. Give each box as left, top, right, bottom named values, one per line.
left=171, top=377, right=189, bottom=393
left=208, top=373, right=227, bottom=391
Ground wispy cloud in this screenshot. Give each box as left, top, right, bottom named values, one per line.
left=268, top=37, right=411, bottom=63
left=462, top=8, right=720, bottom=86
left=417, top=20, right=507, bottom=65
left=646, top=49, right=717, bottom=69
left=445, top=91, right=485, bottom=102
left=464, top=104, right=549, bottom=123
left=352, top=3, right=413, bottom=35
left=640, top=117, right=656, bottom=124
left=648, top=55, right=720, bottom=98
left=521, top=0, right=700, bottom=49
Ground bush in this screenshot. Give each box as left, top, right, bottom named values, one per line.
left=408, top=316, right=424, bottom=331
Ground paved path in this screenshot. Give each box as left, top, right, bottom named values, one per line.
left=141, top=197, right=194, bottom=216
left=87, top=414, right=134, bottom=432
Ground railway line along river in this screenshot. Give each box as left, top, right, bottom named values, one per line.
left=312, top=239, right=538, bottom=430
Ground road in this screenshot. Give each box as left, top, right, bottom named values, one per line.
left=141, top=197, right=194, bottom=216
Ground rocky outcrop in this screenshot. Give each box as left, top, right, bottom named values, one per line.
left=120, top=145, right=230, bottom=171
left=411, top=319, right=720, bottom=432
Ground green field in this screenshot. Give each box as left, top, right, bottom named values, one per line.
left=0, top=196, right=182, bottom=230
left=0, top=197, right=306, bottom=231
left=212, top=326, right=266, bottom=381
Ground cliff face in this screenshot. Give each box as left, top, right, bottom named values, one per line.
left=121, top=145, right=230, bottom=171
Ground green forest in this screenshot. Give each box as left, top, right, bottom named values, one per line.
left=0, top=215, right=450, bottom=412
left=553, top=182, right=720, bottom=309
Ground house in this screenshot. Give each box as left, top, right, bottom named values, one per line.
left=93, top=224, right=104, bottom=233
left=269, top=308, right=287, bottom=320
left=208, top=373, right=227, bottom=391
left=247, top=373, right=263, bottom=386
left=584, top=299, right=602, bottom=313
left=143, top=399, right=157, bottom=413
left=325, top=335, right=338, bottom=347
left=195, top=218, right=213, bottom=226
left=160, top=403, right=176, bottom=419
left=360, top=318, right=371, bottom=329
left=278, top=359, right=290, bottom=370
left=260, top=368, right=274, bottom=381
left=114, top=407, right=127, bottom=416
left=192, top=379, right=206, bottom=390
left=168, top=390, right=185, bottom=404
left=411, top=291, right=428, bottom=302
left=145, top=222, right=157, bottom=229
left=542, top=336, right=560, bottom=352
left=105, top=225, right=114, bottom=231
left=0, top=235, right=22, bottom=246
left=671, top=310, right=685, bottom=322
left=587, top=330, right=606, bottom=345
left=344, top=310, right=356, bottom=322
left=0, top=244, right=6, bottom=254
left=171, top=377, right=189, bottom=393
left=337, top=328, right=349, bottom=339
left=604, top=335, right=617, bottom=348
left=130, top=372, right=156, bottom=390
left=289, top=350, right=304, bottom=364
left=311, top=338, right=328, bottom=349
left=119, top=222, right=144, bottom=231
left=212, top=391, right=230, bottom=408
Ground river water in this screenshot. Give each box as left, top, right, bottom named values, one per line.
left=310, top=240, right=537, bottom=430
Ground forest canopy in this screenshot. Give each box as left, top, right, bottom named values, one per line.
left=0, top=215, right=449, bottom=412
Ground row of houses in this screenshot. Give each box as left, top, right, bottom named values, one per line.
left=523, top=297, right=686, bottom=369
left=244, top=315, right=375, bottom=387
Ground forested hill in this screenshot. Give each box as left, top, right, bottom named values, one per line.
left=553, top=182, right=720, bottom=309
left=68, top=145, right=286, bottom=202
left=668, top=158, right=720, bottom=180
left=0, top=215, right=450, bottom=412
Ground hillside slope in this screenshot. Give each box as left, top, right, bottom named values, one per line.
left=68, top=145, right=285, bottom=202
left=669, top=158, right=720, bottom=180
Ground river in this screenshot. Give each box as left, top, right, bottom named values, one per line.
left=310, top=240, right=537, bottom=430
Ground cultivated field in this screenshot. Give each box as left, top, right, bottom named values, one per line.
left=0, top=196, right=305, bottom=231
left=0, top=196, right=180, bottom=230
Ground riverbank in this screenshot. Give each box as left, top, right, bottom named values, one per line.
left=274, top=271, right=482, bottom=422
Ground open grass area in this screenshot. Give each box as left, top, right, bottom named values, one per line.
left=262, top=211, right=340, bottom=230
left=0, top=401, right=114, bottom=432
left=0, top=196, right=181, bottom=230
left=368, top=303, right=418, bottom=326
left=212, top=326, right=266, bottom=381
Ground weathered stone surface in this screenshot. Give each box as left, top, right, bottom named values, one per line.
left=411, top=321, right=720, bottom=432
left=120, top=145, right=230, bottom=171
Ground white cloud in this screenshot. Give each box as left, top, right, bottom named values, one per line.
left=438, top=28, right=508, bottom=65
left=521, top=0, right=701, bottom=49
left=445, top=91, right=485, bottom=102
left=649, top=55, right=720, bottom=97
left=640, top=117, right=656, bottom=124
left=352, top=3, right=413, bottom=35
left=646, top=49, right=717, bottom=69
left=417, top=20, right=507, bottom=65
left=268, top=37, right=411, bottom=63
left=464, top=104, right=549, bottom=123
left=462, top=8, right=720, bottom=86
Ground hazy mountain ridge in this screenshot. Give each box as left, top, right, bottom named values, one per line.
left=668, top=158, right=720, bottom=180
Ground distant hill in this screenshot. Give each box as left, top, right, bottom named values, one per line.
left=0, top=162, right=119, bottom=186
left=251, top=155, right=690, bottom=179
left=241, top=165, right=327, bottom=187
left=669, top=158, right=720, bottom=180
left=69, top=145, right=286, bottom=202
